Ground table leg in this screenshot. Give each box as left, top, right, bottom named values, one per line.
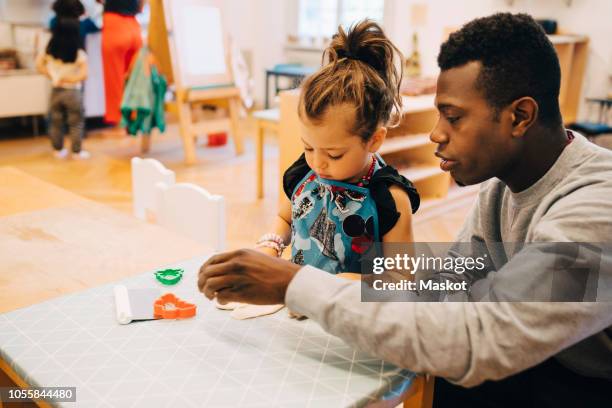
left=274, top=75, right=279, bottom=105
left=177, top=100, right=197, bottom=165
left=292, top=76, right=302, bottom=88
left=228, top=96, right=244, bottom=155
left=265, top=73, right=270, bottom=109
left=0, top=357, right=52, bottom=408
left=256, top=121, right=264, bottom=199
left=140, top=132, right=151, bottom=154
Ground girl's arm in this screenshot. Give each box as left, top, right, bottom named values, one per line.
left=380, top=186, right=416, bottom=280
left=382, top=186, right=415, bottom=244
left=256, top=194, right=292, bottom=257
left=340, top=186, right=415, bottom=279
left=35, top=54, right=48, bottom=77
left=60, top=56, right=88, bottom=84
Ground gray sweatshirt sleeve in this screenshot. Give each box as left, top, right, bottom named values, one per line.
left=286, top=266, right=612, bottom=387
left=285, top=196, right=612, bottom=386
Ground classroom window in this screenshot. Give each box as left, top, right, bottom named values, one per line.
left=297, top=0, right=385, bottom=40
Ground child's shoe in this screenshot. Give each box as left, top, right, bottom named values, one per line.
left=73, top=150, right=91, bottom=160
left=53, top=148, right=69, bottom=159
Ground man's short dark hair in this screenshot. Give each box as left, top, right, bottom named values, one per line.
left=438, top=13, right=562, bottom=127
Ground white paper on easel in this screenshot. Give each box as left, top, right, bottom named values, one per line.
left=164, top=0, right=233, bottom=89
left=181, top=7, right=226, bottom=76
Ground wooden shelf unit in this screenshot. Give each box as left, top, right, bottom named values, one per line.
left=380, top=94, right=451, bottom=200
left=549, top=34, right=589, bottom=125
left=378, top=133, right=431, bottom=155
left=381, top=133, right=450, bottom=200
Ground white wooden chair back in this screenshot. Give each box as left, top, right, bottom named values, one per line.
left=155, top=182, right=226, bottom=251
left=131, top=157, right=176, bottom=221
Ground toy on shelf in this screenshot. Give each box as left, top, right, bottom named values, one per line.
left=403, top=32, right=422, bottom=78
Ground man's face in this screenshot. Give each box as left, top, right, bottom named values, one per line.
left=431, top=61, right=517, bottom=186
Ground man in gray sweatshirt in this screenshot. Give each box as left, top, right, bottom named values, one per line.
left=198, top=13, right=612, bottom=407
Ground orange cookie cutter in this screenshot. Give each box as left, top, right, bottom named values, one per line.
left=153, top=293, right=197, bottom=319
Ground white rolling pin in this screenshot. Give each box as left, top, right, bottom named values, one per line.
left=114, top=285, right=133, bottom=325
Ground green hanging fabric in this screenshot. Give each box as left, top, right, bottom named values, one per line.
left=120, top=47, right=167, bottom=136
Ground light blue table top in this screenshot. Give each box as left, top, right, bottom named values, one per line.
left=266, top=64, right=317, bottom=77
left=0, top=256, right=414, bottom=408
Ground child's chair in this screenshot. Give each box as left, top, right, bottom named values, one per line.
left=155, top=182, right=226, bottom=252
left=131, top=157, right=176, bottom=221
left=252, top=108, right=280, bottom=199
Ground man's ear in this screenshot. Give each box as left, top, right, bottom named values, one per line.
left=510, top=97, right=538, bottom=137
left=368, top=127, right=387, bottom=152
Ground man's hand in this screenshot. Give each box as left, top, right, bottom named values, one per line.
left=198, top=249, right=301, bottom=305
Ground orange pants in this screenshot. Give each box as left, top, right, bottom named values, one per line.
left=101, top=12, right=142, bottom=124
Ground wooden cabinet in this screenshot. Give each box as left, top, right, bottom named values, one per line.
left=279, top=90, right=450, bottom=203
left=0, top=70, right=50, bottom=118
left=550, top=34, right=589, bottom=125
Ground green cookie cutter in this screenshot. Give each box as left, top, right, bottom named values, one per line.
left=154, top=268, right=184, bottom=285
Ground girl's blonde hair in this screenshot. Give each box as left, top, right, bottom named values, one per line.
left=299, top=19, right=403, bottom=142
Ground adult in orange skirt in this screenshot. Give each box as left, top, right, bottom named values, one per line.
left=100, top=0, right=143, bottom=125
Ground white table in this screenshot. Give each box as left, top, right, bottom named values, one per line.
left=0, top=257, right=415, bottom=408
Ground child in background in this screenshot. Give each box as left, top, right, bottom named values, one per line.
left=36, top=17, right=90, bottom=159
left=256, top=20, right=420, bottom=275
left=49, top=0, right=101, bottom=49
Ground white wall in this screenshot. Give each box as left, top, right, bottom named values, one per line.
left=219, top=0, right=287, bottom=109
left=388, top=0, right=612, bottom=119
left=0, top=0, right=53, bottom=25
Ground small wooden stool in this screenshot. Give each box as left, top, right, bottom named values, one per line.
left=253, top=109, right=280, bottom=199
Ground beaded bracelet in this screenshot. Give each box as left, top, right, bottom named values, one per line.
left=256, top=233, right=287, bottom=257
left=256, top=233, right=285, bottom=246
left=255, top=241, right=284, bottom=257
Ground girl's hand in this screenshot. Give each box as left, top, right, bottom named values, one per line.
left=254, top=246, right=280, bottom=258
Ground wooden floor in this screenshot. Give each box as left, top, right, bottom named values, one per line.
left=0, top=116, right=477, bottom=249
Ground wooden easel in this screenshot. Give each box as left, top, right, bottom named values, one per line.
left=148, top=0, right=244, bottom=164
